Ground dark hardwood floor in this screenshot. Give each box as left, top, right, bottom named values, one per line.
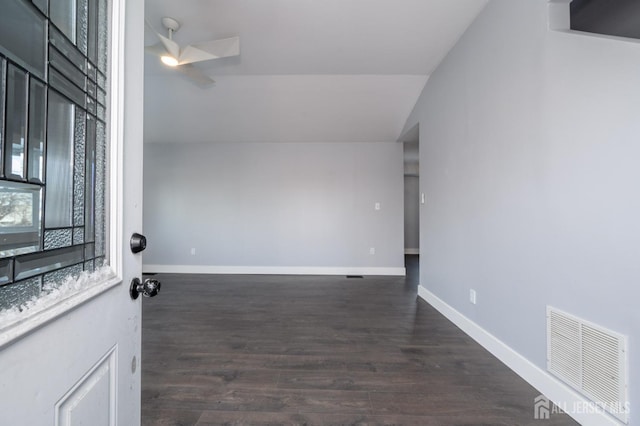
left=141, top=256, right=577, bottom=425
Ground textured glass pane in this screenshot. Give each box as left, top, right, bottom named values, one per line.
left=84, top=117, right=96, bottom=242
left=0, top=0, right=46, bottom=78
left=49, top=67, right=85, bottom=108
left=87, top=0, right=98, bottom=65
left=0, top=277, right=41, bottom=312
left=49, top=26, right=87, bottom=73
left=95, top=120, right=105, bottom=256
left=0, top=59, right=5, bottom=175
left=84, top=259, right=94, bottom=272
left=14, top=245, right=83, bottom=281
left=96, top=71, right=105, bottom=90
left=43, top=263, right=83, bottom=291
left=49, top=47, right=86, bottom=90
left=73, top=227, right=84, bottom=244
left=44, top=229, right=73, bottom=250
left=97, top=103, right=105, bottom=121
left=97, top=87, right=105, bottom=105
left=95, top=256, right=105, bottom=268
left=50, top=0, right=77, bottom=43
left=0, top=259, right=13, bottom=286
left=45, top=91, right=75, bottom=228
left=5, top=64, right=28, bottom=179
left=0, top=181, right=42, bottom=258
left=97, top=0, right=108, bottom=72
left=77, top=0, right=88, bottom=54
left=73, top=109, right=86, bottom=226
left=28, top=78, right=46, bottom=183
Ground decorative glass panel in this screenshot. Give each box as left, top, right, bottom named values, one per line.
left=49, top=47, right=86, bottom=90
left=97, top=0, right=108, bottom=72
left=84, top=259, right=94, bottom=272
left=0, top=0, right=109, bottom=316
left=32, top=0, right=48, bottom=14
left=14, top=245, right=83, bottom=281
left=0, top=259, right=13, bottom=286
left=5, top=64, right=28, bottom=179
left=0, top=181, right=43, bottom=257
left=0, top=277, right=41, bottom=312
left=45, top=91, right=75, bottom=228
left=49, top=26, right=87, bottom=73
left=0, top=59, right=5, bottom=176
left=49, top=67, right=85, bottom=108
left=73, top=227, right=84, bottom=245
left=77, top=0, right=89, bottom=54
left=44, top=228, right=73, bottom=250
left=73, top=109, right=86, bottom=226
left=28, top=78, right=46, bottom=183
left=94, top=120, right=105, bottom=256
left=87, top=0, right=98, bottom=65
left=97, top=103, right=105, bottom=121
left=43, top=263, right=83, bottom=291
left=50, top=0, right=77, bottom=43
left=84, top=116, right=96, bottom=242
left=0, top=0, right=46, bottom=78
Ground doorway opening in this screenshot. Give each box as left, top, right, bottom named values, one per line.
left=400, top=124, right=419, bottom=284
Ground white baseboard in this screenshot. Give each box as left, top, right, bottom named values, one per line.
left=404, top=248, right=420, bottom=255
left=417, top=286, right=623, bottom=426
left=143, top=264, right=406, bottom=276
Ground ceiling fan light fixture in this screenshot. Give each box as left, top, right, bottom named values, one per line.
left=160, top=55, right=179, bottom=67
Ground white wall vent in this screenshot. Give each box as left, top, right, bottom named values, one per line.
left=547, top=307, right=629, bottom=424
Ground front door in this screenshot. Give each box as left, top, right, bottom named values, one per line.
left=0, top=0, right=147, bottom=424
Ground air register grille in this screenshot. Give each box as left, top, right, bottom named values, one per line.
left=547, top=307, right=629, bottom=424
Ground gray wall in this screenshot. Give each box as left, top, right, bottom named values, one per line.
left=402, top=0, right=639, bottom=417
left=143, top=142, right=405, bottom=272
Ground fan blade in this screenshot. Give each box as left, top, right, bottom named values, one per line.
left=178, top=36, right=240, bottom=65
left=176, top=64, right=216, bottom=87
left=145, top=42, right=168, bottom=57
left=156, top=32, right=181, bottom=60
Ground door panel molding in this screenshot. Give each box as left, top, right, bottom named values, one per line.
left=55, top=345, right=118, bottom=426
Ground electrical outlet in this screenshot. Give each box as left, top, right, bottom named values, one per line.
left=469, top=289, right=477, bottom=304
left=369, top=247, right=376, bottom=255
left=374, top=202, right=381, bottom=210
left=190, top=248, right=196, bottom=255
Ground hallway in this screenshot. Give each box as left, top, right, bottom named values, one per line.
left=141, top=257, right=576, bottom=425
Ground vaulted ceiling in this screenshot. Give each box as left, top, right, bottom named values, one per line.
left=143, top=0, right=488, bottom=144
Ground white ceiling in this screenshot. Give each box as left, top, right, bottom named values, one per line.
left=143, top=0, right=488, bottom=144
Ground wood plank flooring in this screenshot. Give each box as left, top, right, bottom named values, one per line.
left=141, top=257, right=577, bottom=425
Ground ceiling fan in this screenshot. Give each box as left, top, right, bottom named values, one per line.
left=145, top=17, right=240, bottom=87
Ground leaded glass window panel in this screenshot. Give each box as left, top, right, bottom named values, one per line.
left=45, top=91, right=74, bottom=228
left=28, top=79, right=46, bottom=184
left=0, top=0, right=47, bottom=78
left=50, top=0, right=77, bottom=44
left=0, top=0, right=109, bottom=313
left=4, top=65, right=28, bottom=180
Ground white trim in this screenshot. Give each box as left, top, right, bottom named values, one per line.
left=109, top=0, right=125, bottom=281
left=417, top=286, right=623, bottom=426
left=404, top=248, right=420, bottom=255
left=143, top=264, right=406, bottom=276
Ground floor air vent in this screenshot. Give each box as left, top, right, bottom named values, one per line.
left=547, top=307, right=629, bottom=423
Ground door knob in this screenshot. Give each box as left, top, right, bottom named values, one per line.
left=130, top=278, right=161, bottom=299
left=130, top=233, right=147, bottom=253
